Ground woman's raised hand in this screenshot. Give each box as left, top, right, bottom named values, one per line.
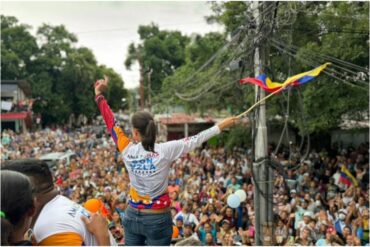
left=94, top=75, right=109, bottom=96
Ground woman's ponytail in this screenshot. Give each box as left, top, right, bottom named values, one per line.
left=142, top=119, right=156, bottom=152
left=131, top=111, right=157, bottom=152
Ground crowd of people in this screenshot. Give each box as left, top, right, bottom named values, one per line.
left=1, top=126, right=369, bottom=246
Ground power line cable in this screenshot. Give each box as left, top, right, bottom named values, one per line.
left=174, top=32, right=258, bottom=100
left=174, top=4, right=282, bottom=102
left=272, top=38, right=369, bottom=73
left=75, top=20, right=208, bottom=34
left=173, top=2, right=279, bottom=95
left=270, top=41, right=369, bottom=91
left=270, top=39, right=369, bottom=86
left=271, top=39, right=369, bottom=82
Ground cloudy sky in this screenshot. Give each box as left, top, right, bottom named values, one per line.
left=2, top=1, right=223, bottom=88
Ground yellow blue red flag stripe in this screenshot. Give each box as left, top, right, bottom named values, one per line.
left=240, top=63, right=331, bottom=92
left=340, top=165, right=359, bottom=187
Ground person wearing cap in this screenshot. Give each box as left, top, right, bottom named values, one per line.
left=290, top=189, right=298, bottom=204
left=108, top=219, right=124, bottom=244
left=183, top=222, right=197, bottom=239
left=298, top=212, right=313, bottom=239
left=293, top=199, right=309, bottom=232
left=175, top=216, right=184, bottom=237
left=217, top=219, right=232, bottom=243
left=334, top=209, right=349, bottom=237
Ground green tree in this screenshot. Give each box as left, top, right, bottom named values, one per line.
left=1, top=16, right=128, bottom=126
left=206, top=2, right=249, bottom=35
left=29, top=24, right=79, bottom=124
left=270, top=2, right=369, bottom=133
left=125, top=23, right=190, bottom=104
left=168, top=2, right=369, bottom=135
left=1, top=15, right=38, bottom=80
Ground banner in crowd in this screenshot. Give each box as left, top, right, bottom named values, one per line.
left=1, top=101, right=13, bottom=111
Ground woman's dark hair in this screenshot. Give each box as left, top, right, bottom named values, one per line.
left=1, top=170, right=35, bottom=245
left=131, top=111, right=157, bottom=152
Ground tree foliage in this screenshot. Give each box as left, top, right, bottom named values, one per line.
left=1, top=15, right=127, bottom=126
left=157, top=2, right=369, bottom=136
left=125, top=23, right=190, bottom=98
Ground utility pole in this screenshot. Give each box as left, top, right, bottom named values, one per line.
left=138, top=56, right=145, bottom=110
left=147, top=68, right=153, bottom=112
left=252, top=1, right=273, bottom=245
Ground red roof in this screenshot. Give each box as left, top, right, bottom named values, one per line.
left=1, top=112, right=29, bottom=120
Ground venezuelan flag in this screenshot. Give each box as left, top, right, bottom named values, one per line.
left=240, top=63, right=331, bottom=92
left=339, top=165, right=359, bottom=187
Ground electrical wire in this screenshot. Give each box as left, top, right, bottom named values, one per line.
left=271, top=38, right=369, bottom=73
left=174, top=4, right=282, bottom=102
left=175, top=37, right=259, bottom=101
left=270, top=39, right=369, bottom=88
left=270, top=41, right=369, bottom=91
left=270, top=41, right=369, bottom=87
left=247, top=2, right=294, bottom=209
left=173, top=2, right=280, bottom=97
left=75, top=20, right=207, bottom=34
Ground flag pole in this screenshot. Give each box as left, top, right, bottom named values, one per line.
left=236, top=83, right=290, bottom=119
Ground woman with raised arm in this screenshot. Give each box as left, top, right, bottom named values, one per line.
left=94, top=75, right=239, bottom=246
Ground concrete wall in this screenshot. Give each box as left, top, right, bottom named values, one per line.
left=1, top=84, right=26, bottom=101
left=331, top=128, right=369, bottom=147
left=268, top=128, right=297, bottom=146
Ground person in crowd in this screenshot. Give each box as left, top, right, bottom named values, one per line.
left=1, top=170, right=35, bottom=246
left=195, top=215, right=217, bottom=245
left=1, top=159, right=115, bottom=246
left=1, top=116, right=369, bottom=246
left=93, top=75, right=238, bottom=245
left=174, top=202, right=200, bottom=226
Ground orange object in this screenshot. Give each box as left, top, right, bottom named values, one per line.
left=84, top=199, right=109, bottom=217
left=172, top=226, right=179, bottom=238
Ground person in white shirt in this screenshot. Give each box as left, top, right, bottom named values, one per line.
left=174, top=202, right=200, bottom=226
left=94, top=75, right=239, bottom=245
left=2, top=159, right=116, bottom=246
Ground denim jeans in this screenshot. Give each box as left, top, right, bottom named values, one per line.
left=122, top=207, right=173, bottom=246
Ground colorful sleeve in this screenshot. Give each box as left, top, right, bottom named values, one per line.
left=95, top=94, right=130, bottom=152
